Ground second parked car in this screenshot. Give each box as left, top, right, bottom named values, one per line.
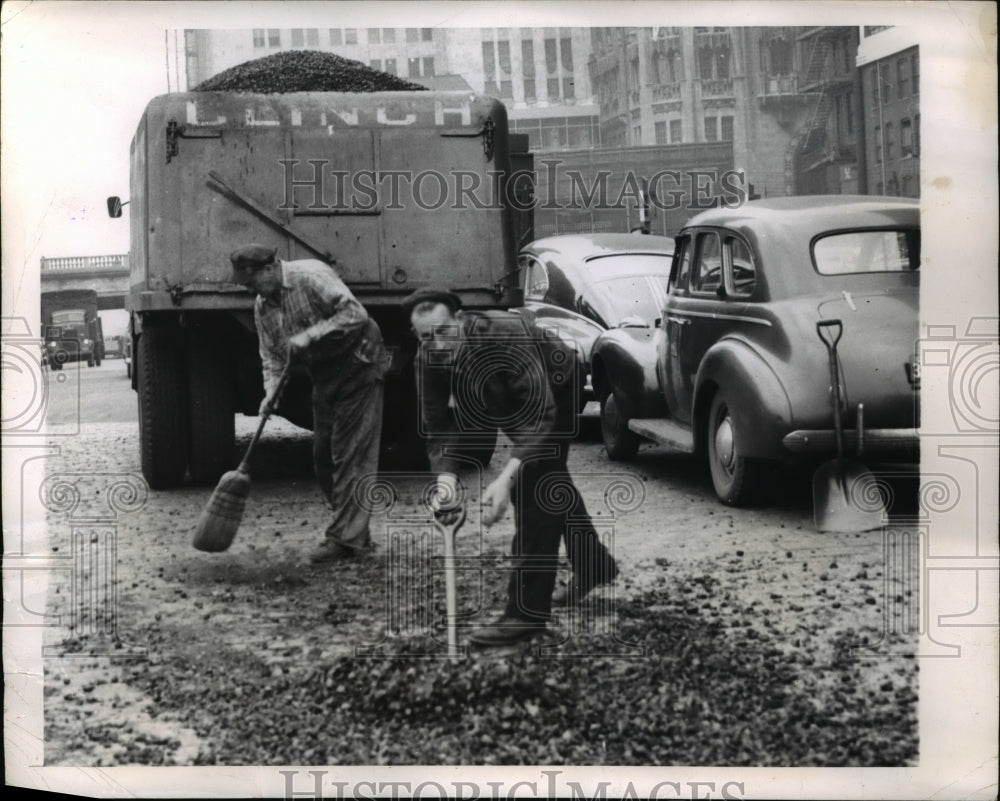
left=516, top=233, right=675, bottom=409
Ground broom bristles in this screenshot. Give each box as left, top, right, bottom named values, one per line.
left=192, top=467, right=252, bottom=552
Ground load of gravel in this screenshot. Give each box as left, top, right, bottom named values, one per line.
left=192, top=50, right=428, bottom=93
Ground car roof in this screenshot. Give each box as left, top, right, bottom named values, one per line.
left=680, top=196, right=920, bottom=299
left=522, top=232, right=675, bottom=261
left=682, top=195, right=920, bottom=235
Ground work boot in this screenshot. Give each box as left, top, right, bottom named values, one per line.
left=467, top=615, right=547, bottom=647
left=552, top=560, right=620, bottom=606
left=308, top=539, right=356, bottom=565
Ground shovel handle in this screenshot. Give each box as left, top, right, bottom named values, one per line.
left=433, top=512, right=464, bottom=660
left=817, top=319, right=845, bottom=459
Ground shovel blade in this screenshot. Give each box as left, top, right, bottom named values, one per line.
left=812, top=459, right=886, bottom=533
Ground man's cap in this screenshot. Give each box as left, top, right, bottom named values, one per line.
left=230, top=244, right=277, bottom=272
left=401, top=287, right=463, bottom=315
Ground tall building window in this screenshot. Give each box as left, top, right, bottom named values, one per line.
left=888, top=173, right=899, bottom=196
left=846, top=89, right=855, bottom=135
left=422, top=28, right=433, bottom=42
left=704, top=116, right=718, bottom=142
left=562, top=78, right=574, bottom=98
left=545, top=37, right=558, bottom=75
left=882, top=69, right=891, bottom=105
left=369, top=29, right=380, bottom=44
left=329, top=29, right=342, bottom=45
left=655, top=121, right=667, bottom=144
left=911, top=52, right=919, bottom=94
left=885, top=122, right=895, bottom=159
left=291, top=29, right=304, bottom=47
left=345, top=28, right=357, bottom=44
left=548, top=78, right=560, bottom=98
left=696, top=30, right=731, bottom=79
left=914, top=114, right=920, bottom=155
left=871, top=74, right=880, bottom=108
left=423, top=57, right=435, bottom=77
left=370, top=60, right=382, bottom=71
left=385, top=58, right=397, bottom=75
left=897, top=57, right=909, bottom=98
left=721, top=116, right=734, bottom=141
left=406, top=28, right=418, bottom=43
left=765, top=36, right=792, bottom=75
left=560, top=34, right=573, bottom=72
left=524, top=77, right=537, bottom=99
left=306, top=29, right=318, bottom=46
left=408, top=57, right=420, bottom=77
left=269, top=29, right=280, bottom=47
left=383, top=28, right=395, bottom=43
left=253, top=29, right=265, bottom=48
left=902, top=173, right=914, bottom=197
left=522, top=39, right=535, bottom=78
left=874, top=125, right=883, bottom=163
left=901, top=118, right=913, bottom=155
left=670, top=119, right=682, bottom=143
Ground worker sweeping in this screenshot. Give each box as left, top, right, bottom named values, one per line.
left=227, top=244, right=388, bottom=563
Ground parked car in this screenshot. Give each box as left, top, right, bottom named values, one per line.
left=515, top=233, right=675, bottom=409
left=591, top=196, right=920, bottom=505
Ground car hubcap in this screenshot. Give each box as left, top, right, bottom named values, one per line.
left=715, top=414, right=735, bottom=473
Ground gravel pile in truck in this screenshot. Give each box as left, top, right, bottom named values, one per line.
left=192, top=50, right=428, bottom=93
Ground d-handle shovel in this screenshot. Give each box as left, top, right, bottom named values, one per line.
left=432, top=506, right=466, bottom=660
left=812, top=319, right=886, bottom=533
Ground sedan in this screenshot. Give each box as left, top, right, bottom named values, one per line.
left=516, top=233, right=675, bottom=409
left=590, top=196, right=920, bottom=505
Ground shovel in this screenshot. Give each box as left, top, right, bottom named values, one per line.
left=432, top=506, right=466, bottom=660
left=812, top=319, right=886, bottom=533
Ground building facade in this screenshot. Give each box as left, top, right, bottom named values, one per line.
left=179, top=27, right=601, bottom=153
left=857, top=27, right=920, bottom=197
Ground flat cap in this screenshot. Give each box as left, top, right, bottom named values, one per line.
left=401, top=287, right=463, bottom=315
left=230, top=244, right=277, bottom=271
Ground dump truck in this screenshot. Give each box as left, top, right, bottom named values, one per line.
left=109, top=90, right=532, bottom=489
left=40, top=289, right=104, bottom=370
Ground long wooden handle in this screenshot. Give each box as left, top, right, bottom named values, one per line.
left=238, top=362, right=293, bottom=471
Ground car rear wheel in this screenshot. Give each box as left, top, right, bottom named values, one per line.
left=707, top=389, right=762, bottom=506
left=601, top=392, right=640, bottom=461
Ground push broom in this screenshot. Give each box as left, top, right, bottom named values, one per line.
left=192, top=362, right=292, bottom=552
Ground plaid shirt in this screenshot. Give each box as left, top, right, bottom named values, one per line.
left=255, top=259, right=369, bottom=397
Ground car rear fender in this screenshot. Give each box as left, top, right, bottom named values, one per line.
left=694, top=338, right=792, bottom=459
left=591, top=327, right=667, bottom=419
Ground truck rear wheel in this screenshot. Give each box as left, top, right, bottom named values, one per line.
left=186, top=334, right=236, bottom=485
left=137, top=323, right=189, bottom=489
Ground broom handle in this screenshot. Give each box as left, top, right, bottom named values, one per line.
left=239, top=362, right=293, bottom=471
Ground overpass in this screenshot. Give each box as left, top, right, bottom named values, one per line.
left=40, top=254, right=130, bottom=310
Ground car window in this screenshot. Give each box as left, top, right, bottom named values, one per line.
left=521, top=256, right=549, bottom=300
left=670, top=237, right=692, bottom=294
left=545, top=264, right=576, bottom=310
left=813, top=229, right=920, bottom=274
left=584, top=276, right=664, bottom=327
left=726, top=236, right=757, bottom=297
left=692, top=232, right=723, bottom=294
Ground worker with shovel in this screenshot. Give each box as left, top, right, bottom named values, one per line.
left=230, top=244, right=388, bottom=564
left=403, top=288, right=619, bottom=647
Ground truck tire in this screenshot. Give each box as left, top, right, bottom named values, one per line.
left=706, top=388, right=762, bottom=506
left=94, top=351, right=102, bottom=367
left=186, top=337, right=236, bottom=485
left=601, top=392, right=640, bottom=461
left=87, top=353, right=95, bottom=368
left=137, top=324, right=189, bottom=489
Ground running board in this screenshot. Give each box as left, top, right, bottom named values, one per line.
left=627, top=418, right=696, bottom=453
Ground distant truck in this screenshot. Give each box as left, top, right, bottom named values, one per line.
left=40, top=289, right=104, bottom=370
left=109, top=90, right=532, bottom=489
